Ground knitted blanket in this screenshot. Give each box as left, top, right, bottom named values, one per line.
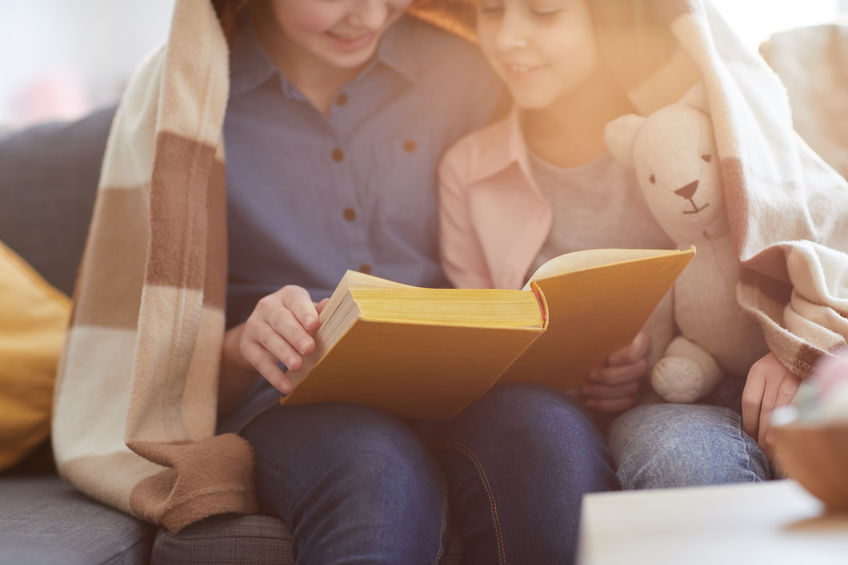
left=52, top=0, right=848, bottom=531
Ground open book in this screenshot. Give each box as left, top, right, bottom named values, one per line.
left=282, top=247, right=695, bottom=419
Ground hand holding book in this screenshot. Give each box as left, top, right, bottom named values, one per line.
left=581, top=330, right=652, bottom=413
left=223, top=285, right=328, bottom=397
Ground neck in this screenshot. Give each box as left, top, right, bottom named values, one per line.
left=522, top=65, right=636, bottom=168
left=251, top=4, right=364, bottom=114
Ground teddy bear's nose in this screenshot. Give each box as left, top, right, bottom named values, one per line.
left=674, top=180, right=699, bottom=200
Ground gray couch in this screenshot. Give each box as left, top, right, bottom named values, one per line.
left=0, top=107, right=463, bottom=564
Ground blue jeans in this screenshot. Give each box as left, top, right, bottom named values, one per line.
left=606, top=379, right=773, bottom=489
left=240, top=383, right=618, bottom=565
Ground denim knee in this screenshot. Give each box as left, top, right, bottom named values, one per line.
left=451, top=383, right=609, bottom=458
left=243, top=403, right=448, bottom=564
left=431, top=383, right=618, bottom=565
left=606, top=402, right=772, bottom=489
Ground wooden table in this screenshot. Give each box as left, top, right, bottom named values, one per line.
left=577, top=480, right=848, bottom=565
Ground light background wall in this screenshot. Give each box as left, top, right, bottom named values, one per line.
left=0, top=0, right=174, bottom=128
left=0, top=0, right=845, bottom=129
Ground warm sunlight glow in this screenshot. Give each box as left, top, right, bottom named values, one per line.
left=711, top=0, right=840, bottom=50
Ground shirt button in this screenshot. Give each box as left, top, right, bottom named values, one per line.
left=403, top=139, right=417, bottom=153
left=359, top=263, right=372, bottom=275
left=331, top=148, right=344, bottom=162
left=342, top=207, right=356, bottom=222
left=336, top=93, right=348, bottom=106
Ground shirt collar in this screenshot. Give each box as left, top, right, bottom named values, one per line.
left=464, top=105, right=532, bottom=185
left=229, top=14, right=419, bottom=100
left=373, top=16, right=420, bottom=84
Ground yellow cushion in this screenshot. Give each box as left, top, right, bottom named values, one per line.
left=0, top=240, right=70, bottom=470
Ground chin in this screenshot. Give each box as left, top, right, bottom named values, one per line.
left=322, top=43, right=379, bottom=69
left=314, top=52, right=365, bottom=71
left=509, top=89, right=556, bottom=111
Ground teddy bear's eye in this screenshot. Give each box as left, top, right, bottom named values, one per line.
left=649, top=174, right=656, bottom=184
left=701, top=154, right=712, bottom=163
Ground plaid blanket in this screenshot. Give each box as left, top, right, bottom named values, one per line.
left=52, top=0, right=253, bottom=532
left=52, top=0, right=848, bottom=531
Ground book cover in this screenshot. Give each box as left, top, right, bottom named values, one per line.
left=501, top=248, right=695, bottom=388
left=282, top=247, right=694, bottom=419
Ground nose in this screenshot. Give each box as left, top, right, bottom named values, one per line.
left=493, top=11, right=528, bottom=52
left=674, top=180, right=699, bottom=200
left=349, top=0, right=388, bottom=29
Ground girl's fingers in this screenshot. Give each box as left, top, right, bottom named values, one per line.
left=242, top=341, right=293, bottom=394
left=775, top=375, right=801, bottom=408
left=761, top=372, right=801, bottom=450
left=256, top=357, right=293, bottom=394
left=267, top=306, right=315, bottom=356
left=237, top=284, right=323, bottom=395
left=315, top=298, right=330, bottom=315
left=741, top=363, right=766, bottom=441
left=758, top=376, right=781, bottom=449
left=280, top=285, right=321, bottom=332
left=590, top=359, right=647, bottom=386
left=607, top=332, right=650, bottom=366
left=258, top=324, right=305, bottom=372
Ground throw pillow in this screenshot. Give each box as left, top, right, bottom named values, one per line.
left=0, top=240, right=70, bottom=470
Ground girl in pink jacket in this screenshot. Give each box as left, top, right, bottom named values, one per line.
left=438, top=0, right=795, bottom=488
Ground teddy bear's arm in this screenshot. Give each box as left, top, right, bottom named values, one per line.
left=651, top=336, right=725, bottom=403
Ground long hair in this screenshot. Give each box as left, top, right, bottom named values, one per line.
left=211, top=0, right=250, bottom=41
left=587, top=1, right=683, bottom=96
left=211, top=0, right=483, bottom=44
left=406, top=0, right=478, bottom=42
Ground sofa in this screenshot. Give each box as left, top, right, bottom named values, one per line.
left=0, top=106, right=464, bottom=564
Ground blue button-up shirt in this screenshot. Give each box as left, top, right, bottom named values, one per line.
left=224, top=15, right=505, bottom=329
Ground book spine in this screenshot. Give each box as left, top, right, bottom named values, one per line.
left=529, top=280, right=549, bottom=329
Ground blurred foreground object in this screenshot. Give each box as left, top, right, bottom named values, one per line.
left=771, top=347, right=848, bottom=509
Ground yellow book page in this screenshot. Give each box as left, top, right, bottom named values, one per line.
left=320, top=270, right=413, bottom=323
left=285, top=271, right=413, bottom=389
left=501, top=247, right=694, bottom=389
left=524, top=248, right=688, bottom=289
left=350, top=287, right=543, bottom=327
left=282, top=320, right=544, bottom=420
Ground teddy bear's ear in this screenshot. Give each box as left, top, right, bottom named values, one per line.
left=604, top=114, right=645, bottom=169
left=680, top=81, right=709, bottom=114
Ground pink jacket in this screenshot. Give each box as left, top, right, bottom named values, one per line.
left=438, top=108, right=551, bottom=290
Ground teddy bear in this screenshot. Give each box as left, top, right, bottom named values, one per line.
left=603, top=84, right=768, bottom=403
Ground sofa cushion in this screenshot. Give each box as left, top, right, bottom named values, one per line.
left=0, top=106, right=115, bottom=296
left=0, top=241, right=70, bottom=471
left=0, top=476, right=153, bottom=564
left=151, top=514, right=293, bottom=565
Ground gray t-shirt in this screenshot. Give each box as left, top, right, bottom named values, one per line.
left=529, top=150, right=676, bottom=368
left=529, top=150, right=674, bottom=272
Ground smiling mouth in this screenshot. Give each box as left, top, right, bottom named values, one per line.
left=325, top=29, right=380, bottom=54
left=327, top=29, right=378, bottom=47
left=504, top=63, right=544, bottom=74
left=330, top=31, right=370, bottom=41
left=683, top=199, right=710, bottom=214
